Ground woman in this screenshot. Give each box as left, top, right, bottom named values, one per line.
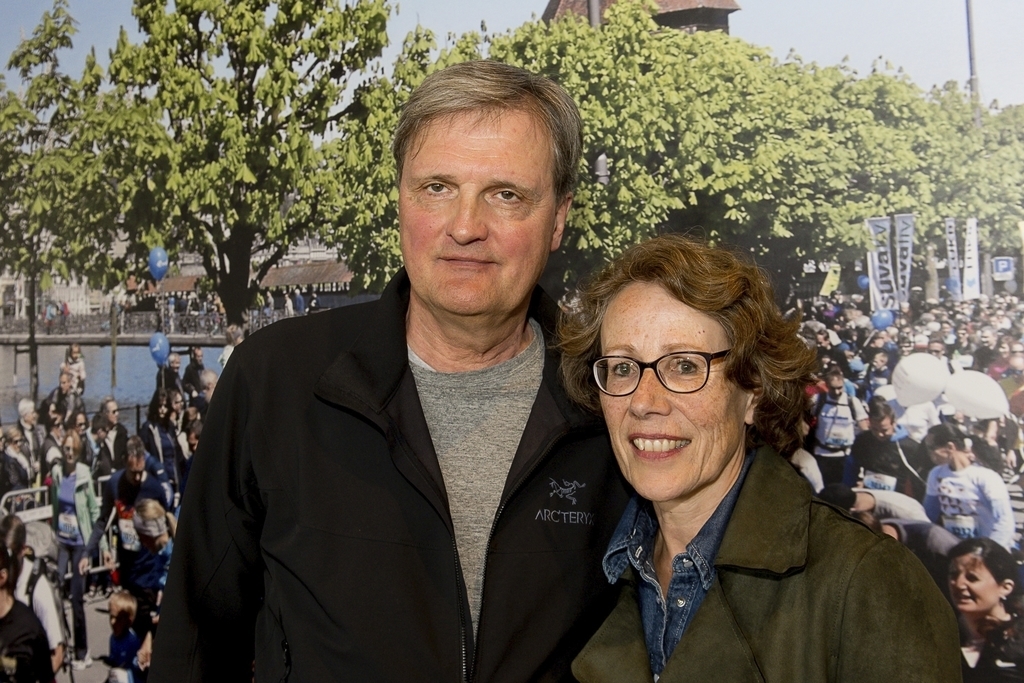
left=948, top=538, right=1024, bottom=681
left=140, top=388, right=182, bottom=494
left=924, top=422, right=1015, bottom=551
left=0, top=544, right=53, bottom=682
left=559, top=235, right=959, bottom=682
left=49, top=429, right=104, bottom=669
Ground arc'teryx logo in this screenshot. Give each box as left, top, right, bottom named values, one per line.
left=549, top=478, right=586, bottom=506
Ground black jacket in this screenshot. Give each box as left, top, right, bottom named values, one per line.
left=151, top=271, right=631, bottom=682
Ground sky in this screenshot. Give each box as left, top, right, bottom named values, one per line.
left=1, top=0, right=1022, bottom=107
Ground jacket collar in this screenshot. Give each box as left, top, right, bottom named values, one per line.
left=715, top=446, right=810, bottom=575
left=313, top=268, right=600, bottom=433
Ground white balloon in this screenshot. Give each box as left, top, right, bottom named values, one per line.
left=891, top=353, right=950, bottom=407
left=944, top=370, right=1011, bottom=419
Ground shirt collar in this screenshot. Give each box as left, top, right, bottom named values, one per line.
left=603, top=450, right=754, bottom=589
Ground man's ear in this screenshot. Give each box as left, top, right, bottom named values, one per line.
left=550, top=194, right=572, bottom=252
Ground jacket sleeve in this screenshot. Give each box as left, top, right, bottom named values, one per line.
left=149, top=350, right=265, bottom=683
left=835, top=538, right=962, bottom=682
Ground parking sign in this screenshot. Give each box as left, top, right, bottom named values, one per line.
left=992, top=257, right=1015, bottom=282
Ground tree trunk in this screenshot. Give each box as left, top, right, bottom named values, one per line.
left=217, top=230, right=255, bottom=329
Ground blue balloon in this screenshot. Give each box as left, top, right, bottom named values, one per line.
left=857, top=275, right=870, bottom=291
left=871, top=309, right=894, bottom=330
left=148, top=246, right=169, bottom=281
left=149, top=332, right=170, bottom=365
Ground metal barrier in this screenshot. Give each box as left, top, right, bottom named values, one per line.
left=0, top=481, right=117, bottom=577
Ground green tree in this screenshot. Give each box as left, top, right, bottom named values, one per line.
left=0, top=0, right=119, bottom=399
left=104, top=0, right=390, bottom=326
left=329, top=0, right=1024, bottom=299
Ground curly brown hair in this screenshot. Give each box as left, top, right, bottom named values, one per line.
left=558, top=234, right=817, bottom=456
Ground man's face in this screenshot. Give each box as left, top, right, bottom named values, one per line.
left=870, top=416, right=895, bottom=441
left=928, top=342, right=946, bottom=359
left=23, top=409, right=37, bottom=428
left=981, top=329, right=996, bottom=347
left=105, top=402, right=119, bottom=425
left=126, top=455, right=145, bottom=486
left=59, top=374, right=70, bottom=394
left=193, top=348, right=203, bottom=365
left=187, top=432, right=199, bottom=454
left=398, top=110, right=570, bottom=324
left=826, top=374, right=845, bottom=396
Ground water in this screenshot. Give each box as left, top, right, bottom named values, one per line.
left=0, top=343, right=223, bottom=426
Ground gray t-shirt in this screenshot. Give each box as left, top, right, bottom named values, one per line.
left=409, top=319, right=544, bottom=632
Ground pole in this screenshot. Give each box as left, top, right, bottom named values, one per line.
left=110, top=298, right=118, bottom=388
left=588, top=0, right=601, bottom=27
left=26, top=275, right=38, bottom=403
left=965, top=0, right=982, bottom=127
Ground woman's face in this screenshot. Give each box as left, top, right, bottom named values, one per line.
left=598, top=282, right=757, bottom=513
left=949, top=553, right=1013, bottom=618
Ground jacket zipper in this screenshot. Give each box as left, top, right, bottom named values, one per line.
left=468, top=424, right=580, bottom=681
left=453, top=536, right=468, bottom=683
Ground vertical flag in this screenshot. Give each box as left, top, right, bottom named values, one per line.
left=963, top=218, right=981, bottom=300
left=866, top=217, right=898, bottom=311
left=945, top=218, right=961, bottom=299
left=819, top=263, right=842, bottom=297
left=894, top=214, right=915, bottom=304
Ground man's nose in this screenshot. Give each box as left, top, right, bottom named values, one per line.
left=448, top=195, right=488, bottom=245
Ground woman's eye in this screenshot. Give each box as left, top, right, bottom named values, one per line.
left=611, top=362, right=635, bottom=377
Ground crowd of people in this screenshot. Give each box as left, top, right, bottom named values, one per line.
left=796, top=291, right=1024, bottom=679
left=0, top=344, right=214, bottom=681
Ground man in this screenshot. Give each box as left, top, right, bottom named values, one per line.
left=182, top=347, right=205, bottom=400
left=973, top=325, right=999, bottom=373
left=99, top=397, right=130, bottom=471
left=848, top=397, right=931, bottom=500
left=190, top=369, right=218, bottom=419
left=84, top=437, right=170, bottom=669
left=13, top=399, right=44, bottom=470
left=44, top=371, right=84, bottom=428
left=156, top=352, right=185, bottom=396
left=811, top=365, right=868, bottom=486
left=152, top=61, right=630, bottom=682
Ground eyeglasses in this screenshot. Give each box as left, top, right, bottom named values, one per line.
left=593, top=350, right=730, bottom=397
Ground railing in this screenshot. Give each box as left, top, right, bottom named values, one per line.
left=0, top=309, right=287, bottom=337
left=0, top=478, right=118, bottom=577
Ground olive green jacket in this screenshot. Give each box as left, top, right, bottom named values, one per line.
left=572, top=447, right=962, bottom=683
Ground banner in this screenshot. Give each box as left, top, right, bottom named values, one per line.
left=894, top=214, right=915, bottom=304
left=945, top=218, right=961, bottom=300
left=819, top=263, right=842, bottom=297
left=962, top=217, right=981, bottom=300
left=866, top=217, right=898, bottom=311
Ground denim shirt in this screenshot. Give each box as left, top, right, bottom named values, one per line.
left=602, top=452, right=753, bottom=678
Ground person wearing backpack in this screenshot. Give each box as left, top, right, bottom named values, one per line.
left=811, top=365, right=869, bottom=486
left=0, top=516, right=65, bottom=677
left=49, top=430, right=105, bottom=670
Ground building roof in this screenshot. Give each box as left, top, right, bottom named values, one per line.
left=259, top=261, right=353, bottom=289
left=542, top=0, right=739, bottom=21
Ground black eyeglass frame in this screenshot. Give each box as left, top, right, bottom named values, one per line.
left=592, top=349, right=731, bottom=397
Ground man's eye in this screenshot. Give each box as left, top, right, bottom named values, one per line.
left=497, top=190, right=518, bottom=201
left=426, top=183, right=446, bottom=193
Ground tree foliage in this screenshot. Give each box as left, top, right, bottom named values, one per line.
left=102, top=0, right=391, bottom=325
left=0, top=0, right=120, bottom=292
left=328, top=0, right=1024, bottom=297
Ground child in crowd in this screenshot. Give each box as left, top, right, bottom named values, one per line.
left=108, top=590, right=143, bottom=683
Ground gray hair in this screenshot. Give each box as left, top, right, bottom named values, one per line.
left=200, top=369, right=218, bottom=391
left=392, top=60, right=583, bottom=201
left=17, top=399, right=35, bottom=420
